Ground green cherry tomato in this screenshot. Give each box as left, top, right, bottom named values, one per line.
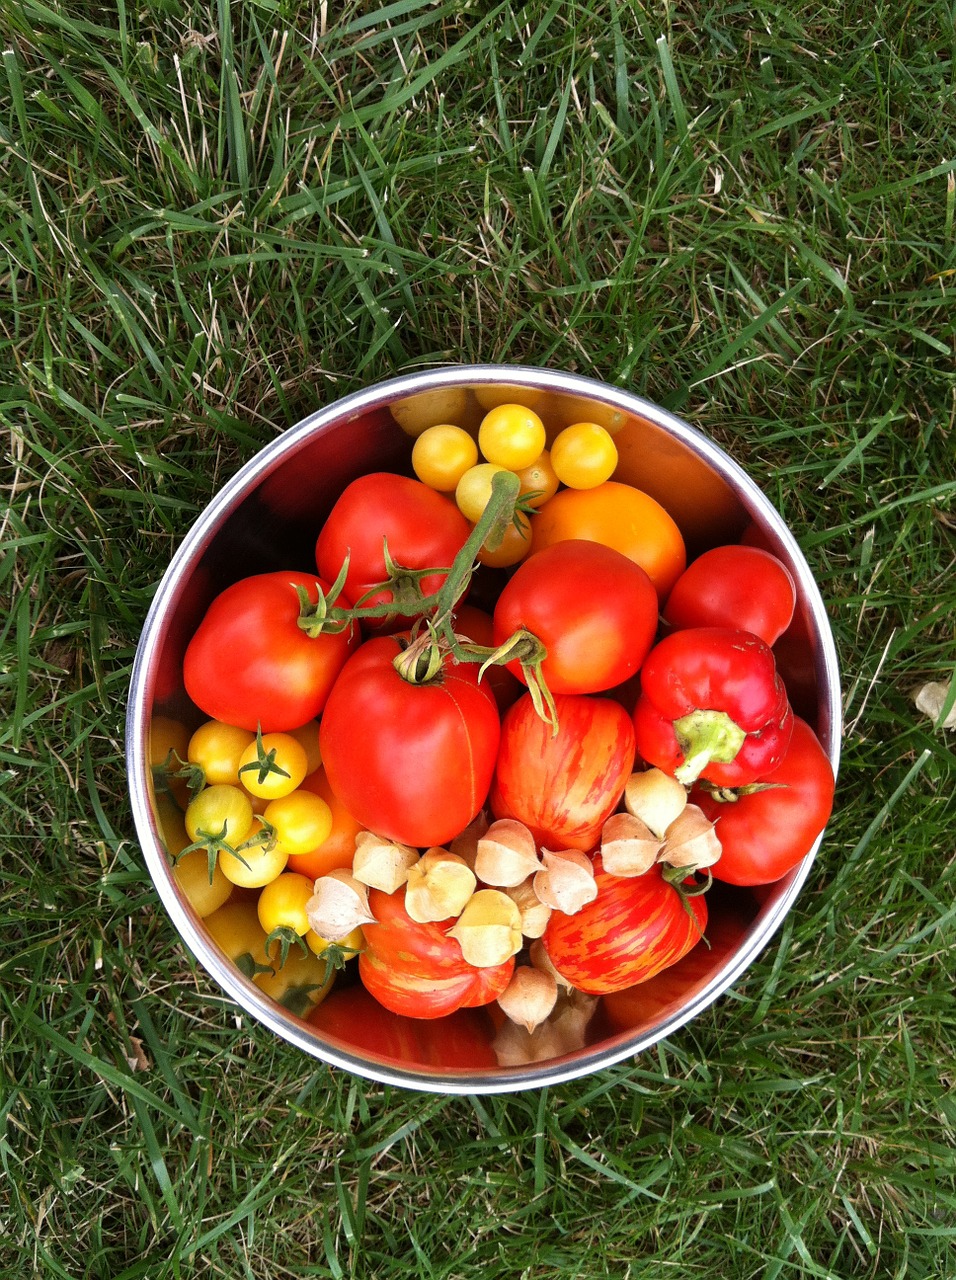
left=478, top=404, right=547, bottom=470
left=455, top=462, right=510, bottom=523
left=184, top=784, right=255, bottom=847
left=412, top=424, right=479, bottom=492
left=550, top=422, right=619, bottom=489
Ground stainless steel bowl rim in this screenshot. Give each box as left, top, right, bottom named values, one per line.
left=127, top=364, right=842, bottom=1094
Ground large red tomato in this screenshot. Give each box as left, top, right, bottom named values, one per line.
left=314, top=472, right=471, bottom=624
left=694, top=717, right=835, bottom=886
left=529, top=481, right=686, bottom=600
left=491, top=540, right=659, bottom=695
left=319, top=634, right=500, bottom=847
left=663, top=544, right=796, bottom=645
left=543, top=857, right=708, bottom=995
left=308, top=985, right=497, bottom=1068
left=491, top=692, right=636, bottom=851
left=358, top=886, right=514, bottom=1019
left=183, top=571, right=356, bottom=732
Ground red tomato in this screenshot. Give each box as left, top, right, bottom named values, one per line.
left=529, top=480, right=686, bottom=600
left=319, top=634, right=500, bottom=848
left=183, top=572, right=356, bottom=732
left=308, top=985, right=498, bottom=1068
left=543, top=857, right=708, bottom=995
left=491, top=692, right=636, bottom=851
left=694, top=717, right=835, bottom=886
left=603, top=897, right=755, bottom=1032
left=286, top=767, right=365, bottom=880
left=492, top=540, right=659, bottom=695
left=314, top=472, right=471, bottom=625
left=358, top=886, right=515, bottom=1019
left=663, top=545, right=796, bottom=645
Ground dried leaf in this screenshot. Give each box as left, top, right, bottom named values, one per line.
left=915, top=680, right=956, bottom=729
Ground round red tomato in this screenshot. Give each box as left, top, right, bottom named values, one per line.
left=358, top=886, right=514, bottom=1019
left=543, top=857, right=708, bottom=995
left=319, top=634, right=500, bottom=848
left=663, top=544, right=796, bottom=645
left=183, top=571, right=356, bottom=732
left=491, top=692, right=636, bottom=851
left=308, top=985, right=498, bottom=1067
left=314, top=472, right=471, bottom=625
left=694, top=717, right=835, bottom=886
left=491, top=540, right=659, bottom=696
left=529, top=480, right=686, bottom=600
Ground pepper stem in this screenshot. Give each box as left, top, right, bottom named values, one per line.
left=673, top=709, right=747, bottom=785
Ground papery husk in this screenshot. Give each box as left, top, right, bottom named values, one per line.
left=448, top=811, right=490, bottom=872
left=659, top=804, right=722, bottom=871
left=497, top=966, right=558, bottom=1032
left=306, top=869, right=376, bottom=942
left=624, top=768, right=688, bottom=839
left=474, top=819, right=541, bottom=888
left=492, top=988, right=599, bottom=1066
left=447, top=889, right=523, bottom=967
left=600, top=811, right=662, bottom=877
left=351, top=831, right=420, bottom=894
left=528, top=938, right=576, bottom=993
left=533, top=848, right=598, bottom=915
left=504, top=879, right=552, bottom=939
left=404, top=848, right=477, bottom=923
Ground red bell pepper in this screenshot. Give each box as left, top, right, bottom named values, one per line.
left=633, top=627, right=793, bottom=787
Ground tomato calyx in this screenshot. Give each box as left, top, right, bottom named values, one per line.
left=152, top=749, right=205, bottom=804
left=672, top=709, right=747, bottom=785
left=176, top=817, right=275, bottom=891
left=264, top=925, right=309, bottom=969
left=393, top=627, right=448, bottom=685
left=659, top=864, right=713, bottom=939
left=238, top=726, right=292, bottom=790
left=698, top=780, right=787, bottom=804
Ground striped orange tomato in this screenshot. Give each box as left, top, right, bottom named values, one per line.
left=542, top=857, right=708, bottom=995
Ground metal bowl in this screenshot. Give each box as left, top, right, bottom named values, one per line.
left=127, top=366, right=841, bottom=1093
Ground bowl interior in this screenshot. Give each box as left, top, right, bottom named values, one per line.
left=130, top=367, right=840, bottom=1092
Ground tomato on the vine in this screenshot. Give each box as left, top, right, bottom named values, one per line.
left=530, top=480, right=686, bottom=600
left=183, top=571, right=356, bottom=733
left=492, top=540, right=658, bottom=695
left=543, top=857, right=708, bottom=995
left=319, top=634, right=501, bottom=848
left=315, top=472, right=470, bottom=623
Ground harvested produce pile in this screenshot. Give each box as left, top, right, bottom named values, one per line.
left=152, top=402, right=835, bottom=1057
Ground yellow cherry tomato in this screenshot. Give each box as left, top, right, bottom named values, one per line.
left=412, top=424, right=479, bottom=492
left=514, top=451, right=560, bottom=508
left=255, top=945, right=335, bottom=1015
left=173, top=848, right=233, bottom=917
left=286, top=720, right=323, bottom=776
left=306, top=926, right=365, bottom=957
left=455, top=462, right=509, bottom=523
left=550, top=422, right=619, bottom=489
left=478, top=404, right=547, bottom=470
left=218, top=818, right=288, bottom=887
left=238, top=732, right=308, bottom=800
left=477, top=511, right=533, bottom=568
left=257, top=872, right=315, bottom=937
left=185, top=784, right=255, bottom=847
left=204, top=900, right=273, bottom=980
left=263, top=790, right=334, bottom=857
left=187, top=720, right=256, bottom=786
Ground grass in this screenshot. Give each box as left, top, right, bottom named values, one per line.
left=2, top=0, right=955, bottom=1276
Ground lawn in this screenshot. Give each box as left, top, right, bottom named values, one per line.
left=2, top=1, right=955, bottom=1277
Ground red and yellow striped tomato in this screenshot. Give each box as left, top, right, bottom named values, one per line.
left=542, top=857, right=708, bottom=995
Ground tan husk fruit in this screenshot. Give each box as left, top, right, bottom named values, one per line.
left=404, top=848, right=477, bottom=923
left=504, top=879, right=551, bottom=939
left=351, top=831, right=420, bottom=894
left=448, top=889, right=523, bottom=967
left=306, top=869, right=377, bottom=942
left=448, top=811, right=489, bottom=872
left=600, top=811, right=662, bottom=877
left=492, top=988, right=599, bottom=1066
left=624, top=768, right=688, bottom=839
left=497, top=966, right=558, bottom=1032
left=658, top=804, right=722, bottom=871
left=475, top=818, right=541, bottom=887
left=533, top=847, right=598, bottom=914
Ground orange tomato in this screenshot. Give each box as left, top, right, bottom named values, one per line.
left=286, top=766, right=364, bottom=879
left=529, top=480, right=686, bottom=600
